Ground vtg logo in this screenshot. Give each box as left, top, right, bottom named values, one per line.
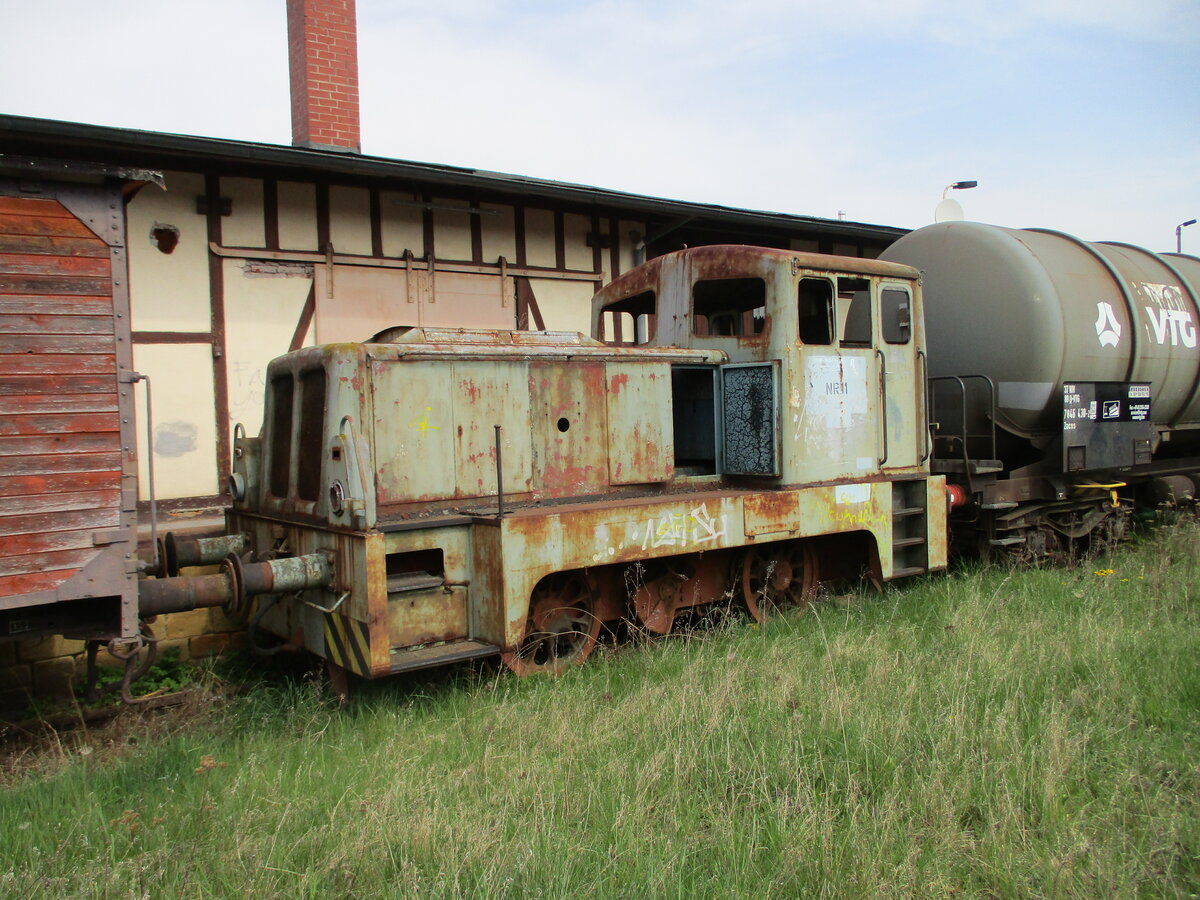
left=1138, top=282, right=1198, bottom=349
left=1094, top=297, right=1198, bottom=349
left=1094, top=301, right=1121, bottom=348
left=1145, top=307, right=1198, bottom=348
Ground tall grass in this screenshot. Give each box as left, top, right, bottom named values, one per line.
left=2, top=522, right=1197, bottom=898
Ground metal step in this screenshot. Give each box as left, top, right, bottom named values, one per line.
left=388, top=640, right=500, bottom=674
left=893, top=536, right=926, bottom=549
left=892, top=506, right=925, bottom=518
left=989, top=536, right=1024, bottom=547
left=891, top=566, right=927, bottom=579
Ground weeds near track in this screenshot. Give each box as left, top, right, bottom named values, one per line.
left=1, top=522, right=1197, bottom=897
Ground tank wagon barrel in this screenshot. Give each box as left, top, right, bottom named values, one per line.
left=882, top=222, right=1200, bottom=434
left=882, top=222, right=1200, bottom=559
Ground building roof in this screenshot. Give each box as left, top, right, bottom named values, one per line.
left=0, top=114, right=907, bottom=245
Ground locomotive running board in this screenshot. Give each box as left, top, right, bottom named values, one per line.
left=388, top=640, right=500, bottom=674
left=932, top=459, right=1003, bottom=475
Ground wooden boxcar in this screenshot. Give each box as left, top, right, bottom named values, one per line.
left=0, top=161, right=155, bottom=643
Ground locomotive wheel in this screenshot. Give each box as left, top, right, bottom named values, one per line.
left=741, top=542, right=818, bottom=621
left=503, top=571, right=601, bottom=676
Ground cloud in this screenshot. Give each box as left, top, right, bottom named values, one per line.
left=0, top=0, right=290, bottom=141
left=2, top=0, right=1195, bottom=250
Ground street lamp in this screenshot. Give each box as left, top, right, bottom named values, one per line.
left=1177, top=219, right=1197, bottom=253
left=943, top=180, right=979, bottom=199
left=935, top=180, right=979, bottom=223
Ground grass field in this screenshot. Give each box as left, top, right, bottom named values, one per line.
left=1, top=522, right=1198, bottom=898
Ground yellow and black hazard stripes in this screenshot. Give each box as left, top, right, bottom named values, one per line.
left=323, top=613, right=371, bottom=677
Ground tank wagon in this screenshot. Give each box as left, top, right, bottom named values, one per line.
left=146, top=245, right=948, bottom=678
left=882, top=222, right=1200, bottom=558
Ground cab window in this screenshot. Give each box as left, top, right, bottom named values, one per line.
left=598, top=290, right=656, bottom=345
left=693, top=278, right=767, bottom=337
left=837, top=277, right=872, bottom=346
left=881, top=288, right=912, bottom=344
left=268, top=375, right=294, bottom=498
left=798, top=278, right=833, bottom=345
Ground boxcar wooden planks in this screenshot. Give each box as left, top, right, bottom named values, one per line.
left=0, top=196, right=121, bottom=599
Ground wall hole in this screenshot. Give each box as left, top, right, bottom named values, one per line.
left=150, top=223, right=180, bottom=254
left=557, top=417, right=570, bottom=432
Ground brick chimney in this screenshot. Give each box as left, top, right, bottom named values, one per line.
left=287, top=0, right=361, bottom=152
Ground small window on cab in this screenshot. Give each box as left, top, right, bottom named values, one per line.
left=692, top=278, right=767, bottom=337
left=798, top=278, right=834, bottom=345
left=296, top=368, right=327, bottom=502
left=599, top=290, right=656, bottom=345
left=268, top=375, right=294, bottom=498
left=837, top=277, right=872, bottom=346
left=881, top=287, right=912, bottom=344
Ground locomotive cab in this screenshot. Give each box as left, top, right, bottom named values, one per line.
left=592, top=246, right=929, bottom=485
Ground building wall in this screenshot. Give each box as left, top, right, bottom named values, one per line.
left=125, top=169, right=645, bottom=506
left=127, top=173, right=220, bottom=502
left=1, top=607, right=246, bottom=709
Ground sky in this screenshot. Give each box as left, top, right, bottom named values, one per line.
left=2, top=0, right=1198, bottom=252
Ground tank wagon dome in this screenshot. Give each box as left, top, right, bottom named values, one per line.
left=882, top=221, right=1200, bottom=437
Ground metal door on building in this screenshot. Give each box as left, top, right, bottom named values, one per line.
left=314, top=263, right=516, bottom=343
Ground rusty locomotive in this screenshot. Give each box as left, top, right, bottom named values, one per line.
left=147, top=244, right=947, bottom=678
left=5, top=212, right=1199, bottom=685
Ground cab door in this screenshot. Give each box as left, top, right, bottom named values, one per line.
left=876, top=281, right=923, bottom=471
left=786, top=274, right=882, bottom=484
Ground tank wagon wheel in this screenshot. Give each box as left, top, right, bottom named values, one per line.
left=1036, top=526, right=1067, bottom=564
left=741, top=542, right=818, bottom=621
left=504, top=571, right=602, bottom=676
left=1086, top=510, right=1130, bottom=558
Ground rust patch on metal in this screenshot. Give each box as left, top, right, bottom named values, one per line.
left=743, top=492, right=802, bottom=536
left=387, top=586, right=468, bottom=649
left=734, top=494, right=801, bottom=535
left=533, top=360, right=608, bottom=497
